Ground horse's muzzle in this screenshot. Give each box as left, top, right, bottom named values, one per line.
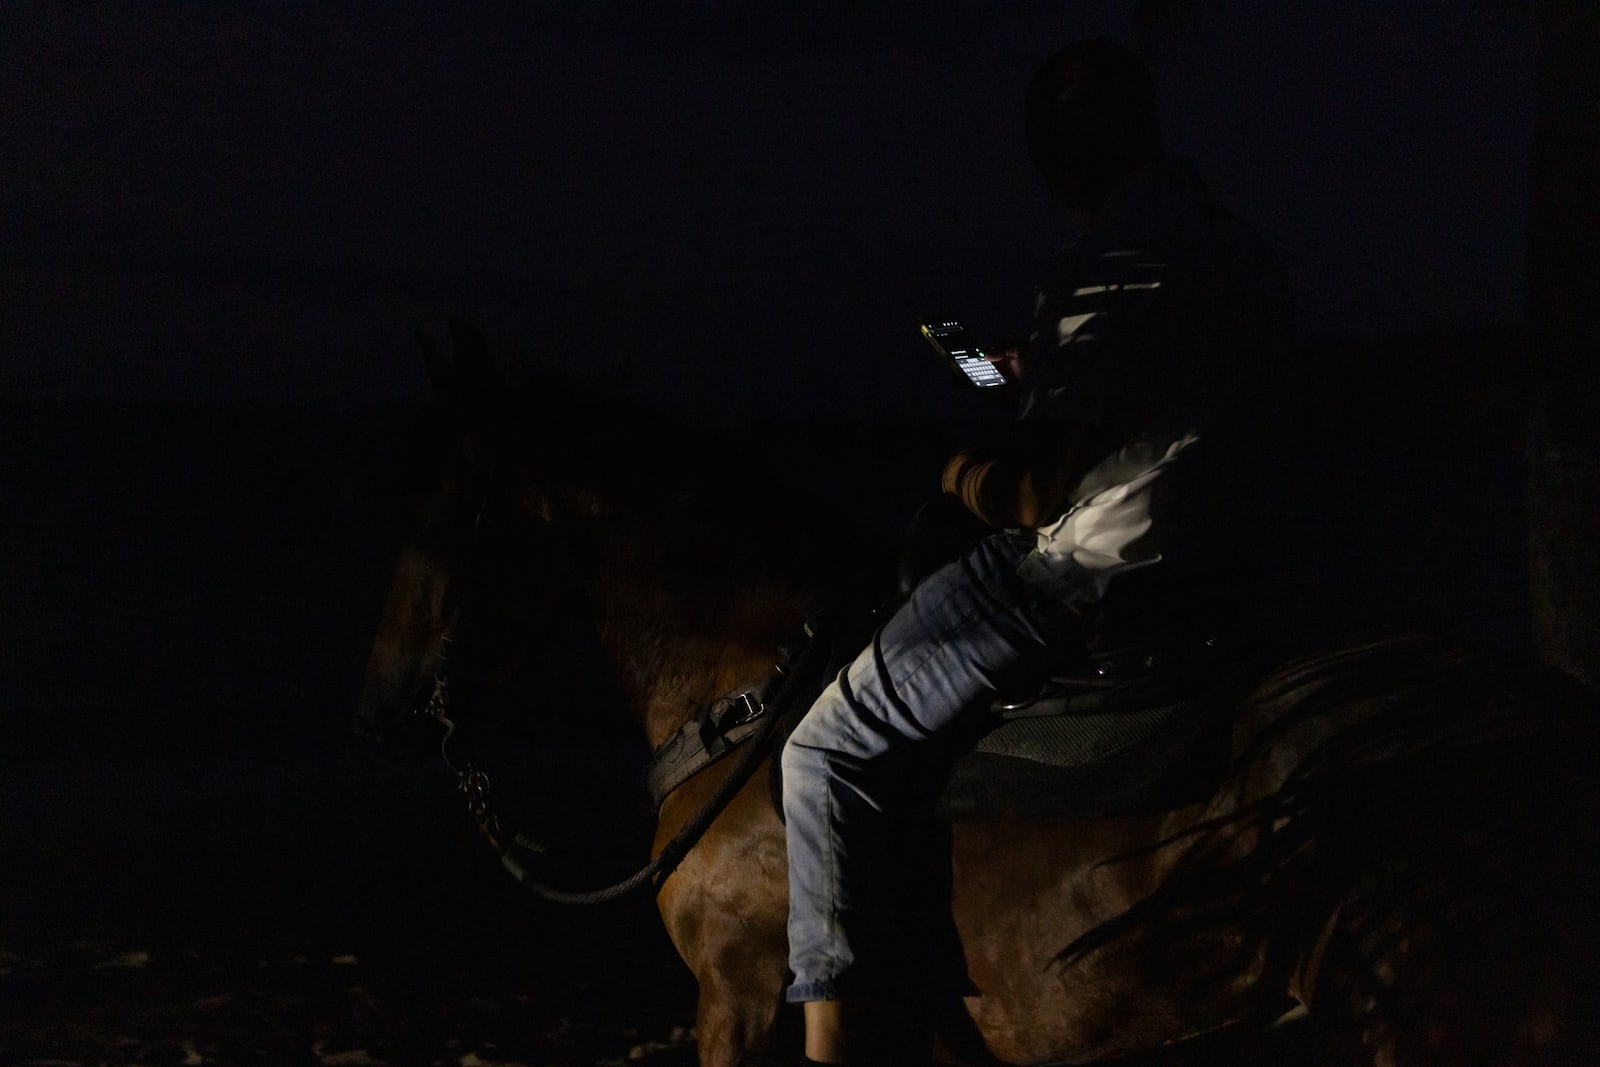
left=354, top=671, right=448, bottom=763
left=364, top=710, right=446, bottom=762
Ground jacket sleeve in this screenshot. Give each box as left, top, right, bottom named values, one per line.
left=940, top=417, right=1101, bottom=529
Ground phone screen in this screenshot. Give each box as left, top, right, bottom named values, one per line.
left=921, top=321, right=1007, bottom=388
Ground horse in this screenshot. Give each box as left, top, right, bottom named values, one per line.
left=356, top=331, right=1600, bottom=1067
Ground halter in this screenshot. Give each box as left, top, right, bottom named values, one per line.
left=413, top=605, right=511, bottom=851
left=414, top=611, right=820, bottom=905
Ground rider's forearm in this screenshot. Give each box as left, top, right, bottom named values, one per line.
left=942, top=448, right=1015, bottom=527
left=942, top=418, right=1097, bottom=530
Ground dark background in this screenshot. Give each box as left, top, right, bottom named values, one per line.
left=0, top=3, right=1549, bottom=1063
left=2, top=3, right=1534, bottom=413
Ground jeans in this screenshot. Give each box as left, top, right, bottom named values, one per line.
left=780, top=530, right=1074, bottom=1003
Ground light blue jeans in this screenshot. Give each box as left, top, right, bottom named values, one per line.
left=780, top=530, right=1074, bottom=1003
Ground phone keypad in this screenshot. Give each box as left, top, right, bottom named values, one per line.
left=960, top=358, right=1006, bottom=387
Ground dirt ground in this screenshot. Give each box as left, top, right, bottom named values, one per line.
left=1, top=740, right=701, bottom=1067
left=0, top=940, right=697, bottom=1067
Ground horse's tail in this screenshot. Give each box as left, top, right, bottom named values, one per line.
left=1309, top=848, right=1598, bottom=1066
left=1303, top=721, right=1600, bottom=1067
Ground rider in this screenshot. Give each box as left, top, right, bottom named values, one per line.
left=779, top=39, right=1294, bottom=1064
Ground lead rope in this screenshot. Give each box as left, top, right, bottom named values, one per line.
left=421, top=615, right=832, bottom=906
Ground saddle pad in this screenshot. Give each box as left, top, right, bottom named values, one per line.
left=934, top=689, right=1231, bottom=821
left=973, top=701, right=1192, bottom=766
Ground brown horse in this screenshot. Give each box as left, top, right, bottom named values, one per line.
left=357, top=337, right=1600, bottom=1067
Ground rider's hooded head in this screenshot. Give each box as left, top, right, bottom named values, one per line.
left=1025, top=40, right=1163, bottom=217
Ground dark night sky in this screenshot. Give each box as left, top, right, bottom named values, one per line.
left=2, top=2, right=1535, bottom=420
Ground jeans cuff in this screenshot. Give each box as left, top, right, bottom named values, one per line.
left=785, top=977, right=841, bottom=1003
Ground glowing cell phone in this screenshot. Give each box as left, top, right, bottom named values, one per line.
left=919, top=318, right=1007, bottom=389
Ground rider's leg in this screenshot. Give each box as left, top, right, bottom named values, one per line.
left=802, top=1000, right=846, bottom=1063
left=781, top=530, right=1072, bottom=1056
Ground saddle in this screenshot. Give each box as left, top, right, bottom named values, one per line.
left=932, top=659, right=1243, bottom=819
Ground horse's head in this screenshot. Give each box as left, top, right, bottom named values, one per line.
left=359, top=319, right=891, bottom=757
left=355, top=321, right=579, bottom=756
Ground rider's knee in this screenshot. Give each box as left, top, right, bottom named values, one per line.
left=779, top=727, right=825, bottom=795
left=785, top=678, right=851, bottom=746
left=781, top=689, right=852, bottom=798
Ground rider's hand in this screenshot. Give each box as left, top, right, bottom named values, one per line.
left=986, top=338, right=1027, bottom=385
left=972, top=338, right=1026, bottom=412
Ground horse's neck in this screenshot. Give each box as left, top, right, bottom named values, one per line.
left=577, top=521, right=838, bottom=752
